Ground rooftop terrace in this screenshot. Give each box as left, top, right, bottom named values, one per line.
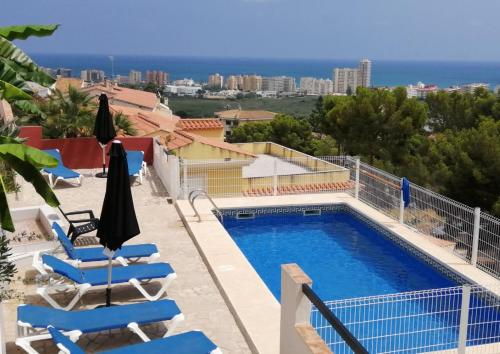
left=4, top=169, right=251, bottom=353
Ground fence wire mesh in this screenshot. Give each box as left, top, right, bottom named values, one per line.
left=311, top=285, right=500, bottom=354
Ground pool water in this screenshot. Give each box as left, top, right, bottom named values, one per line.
left=222, top=208, right=500, bottom=353
left=224, top=210, right=456, bottom=300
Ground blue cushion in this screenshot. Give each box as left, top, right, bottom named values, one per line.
left=52, top=223, right=76, bottom=259
left=82, top=263, right=174, bottom=285
left=42, top=149, right=81, bottom=179
left=18, top=299, right=180, bottom=333
left=42, top=254, right=85, bottom=283
left=73, top=244, right=158, bottom=262
left=126, top=150, right=144, bottom=176
left=47, top=326, right=85, bottom=354
left=102, top=331, right=218, bottom=354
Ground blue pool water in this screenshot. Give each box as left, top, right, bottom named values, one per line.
left=224, top=210, right=456, bottom=300
left=222, top=207, right=500, bottom=353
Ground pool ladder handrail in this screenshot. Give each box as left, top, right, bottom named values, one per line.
left=188, top=189, right=223, bottom=223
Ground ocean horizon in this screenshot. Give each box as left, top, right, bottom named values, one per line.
left=31, top=53, right=500, bottom=89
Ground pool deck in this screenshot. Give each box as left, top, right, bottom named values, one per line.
left=176, top=193, right=500, bottom=354
left=4, top=169, right=251, bottom=354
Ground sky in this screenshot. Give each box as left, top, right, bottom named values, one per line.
left=1, top=0, right=500, bottom=61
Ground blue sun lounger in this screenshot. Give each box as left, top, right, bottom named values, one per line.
left=42, top=149, right=82, bottom=187
left=46, top=326, right=221, bottom=354
left=35, top=254, right=176, bottom=310
left=126, top=150, right=147, bottom=184
left=15, top=299, right=185, bottom=354
left=51, top=223, right=160, bottom=265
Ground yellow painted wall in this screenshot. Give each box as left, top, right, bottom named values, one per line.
left=175, top=141, right=253, bottom=160
left=184, top=128, right=224, bottom=141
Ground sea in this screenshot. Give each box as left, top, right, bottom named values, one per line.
left=31, top=54, right=500, bottom=89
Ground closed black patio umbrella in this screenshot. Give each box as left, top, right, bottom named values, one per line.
left=93, top=94, right=116, bottom=178
left=96, top=140, right=140, bottom=306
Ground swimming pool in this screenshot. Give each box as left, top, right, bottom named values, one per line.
left=221, top=204, right=500, bottom=352
left=222, top=205, right=458, bottom=301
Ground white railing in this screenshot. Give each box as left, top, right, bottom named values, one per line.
left=178, top=157, right=351, bottom=199
left=311, top=284, right=500, bottom=354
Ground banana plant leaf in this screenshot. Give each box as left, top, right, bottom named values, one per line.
left=3, top=58, right=54, bottom=87
left=0, top=25, right=59, bottom=41
left=0, top=58, right=31, bottom=91
left=13, top=100, right=46, bottom=118
left=0, top=37, right=38, bottom=72
left=0, top=80, right=32, bottom=102
left=0, top=141, right=60, bottom=231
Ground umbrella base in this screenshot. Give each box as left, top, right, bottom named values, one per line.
left=95, top=172, right=108, bottom=178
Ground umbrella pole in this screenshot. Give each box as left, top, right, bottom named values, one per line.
left=106, top=254, right=112, bottom=307
left=95, top=144, right=108, bottom=178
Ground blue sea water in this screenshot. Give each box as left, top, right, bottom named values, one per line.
left=223, top=209, right=500, bottom=353
left=31, top=54, right=500, bottom=88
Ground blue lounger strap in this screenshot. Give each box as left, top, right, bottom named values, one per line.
left=15, top=300, right=185, bottom=353
left=42, top=149, right=82, bottom=187
left=52, top=223, right=159, bottom=264
left=46, top=327, right=221, bottom=354
left=36, top=254, right=177, bottom=310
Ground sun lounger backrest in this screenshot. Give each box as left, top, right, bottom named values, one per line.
left=43, top=149, right=62, bottom=164
left=126, top=150, right=144, bottom=175
left=42, top=254, right=85, bottom=283
left=52, top=223, right=76, bottom=259
left=47, top=326, right=85, bottom=354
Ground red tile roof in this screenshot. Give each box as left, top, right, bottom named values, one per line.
left=82, top=84, right=158, bottom=110
left=110, top=105, right=179, bottom=136
left=177, top=119, right=223, bottom=130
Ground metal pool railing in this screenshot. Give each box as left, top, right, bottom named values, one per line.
left=311, top=285, right=500, bottom=354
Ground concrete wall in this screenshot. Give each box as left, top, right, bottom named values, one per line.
left=280, top=264, right=333, bottom=354
left=175, top=141, right=254, bottom=161
left=19, top=126, right=154, bottom=169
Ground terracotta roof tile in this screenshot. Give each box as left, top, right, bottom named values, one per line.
left=54, top=78, right=84, bottom=94
left=110, top=105, right=178, bottom=136
left=214, top=110, right=277, bottom=121
left=177, top=119, right=223, bottom=130
left=82, top=85, right=158, bottom=110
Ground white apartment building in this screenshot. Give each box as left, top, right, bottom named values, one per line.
left=460, top=83, right=489, bottom=94
left=129, top=70, right=142, bottom=85
left=300, top=77, right=333, bottom=95
left=208, top=73, right=224, bottom=89
left=261, top=76, right=296, bottom=93
left=164, top=85, right=202, bottom=96
left=333, top=59, right=372, bottom=94
left=81, top=69, right=105, bottom=83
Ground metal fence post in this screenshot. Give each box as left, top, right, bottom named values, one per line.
left=182, top=159, right=188, bottom=199
left=471, top=207, right=481, bottom=267
left=457, top=285, right=471, bottom=354
left=273, top=158, right=278, bottom=196
left=354, top=158, right=360, bottom=199
left=399, top=178, right=404, bottom=224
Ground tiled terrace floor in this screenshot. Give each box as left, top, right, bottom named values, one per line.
left=4, top=168, right=251, bottom=354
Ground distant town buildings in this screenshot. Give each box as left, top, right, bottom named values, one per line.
left=81, top=69, right=105, bottom=83
left=333, top=59, right=372, bottom=94
left=261, top=76, right=296, bottom=93
left=129, top=70, right=142, bottom=85
left=164, top=84, right=203, bottom=96
left=406, top=82, right=438, bottom=99
left=242, top=75, right=262, bottom=92
left=208, top=73, right=224, bottom=89
left=42, top=67, right=72, bottom=78
left=225, top=75, right=243, bottom=90
left=173, top=78, right=196, bottom=86
left=460, top=83, right=489, bottom=94
left=146, top=71, right=169, bottom=87
left=300, top=77, right=334, bottom=95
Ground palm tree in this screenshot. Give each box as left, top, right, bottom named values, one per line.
left=42, top=87, right=96, bottom=138
left=113, top=112, right=138, bottom=136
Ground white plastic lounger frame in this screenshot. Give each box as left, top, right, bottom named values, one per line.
left=32, top=252, right=177, bottom=310
left=47, top=173, right=82, bottom=188
left=131, top=151, right=147, bottom=184
left=15, top=304, right=185, bottom=354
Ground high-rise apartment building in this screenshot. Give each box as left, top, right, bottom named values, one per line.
left=333, top=59, right=372, bottom=94
left=129, top=70, right=142, bottom=85
left=81, top=69, right=105, bottom=83
left=146, top=71, right=169, bottom=87
left=226, top=75, right=243, bottom=90
left=242, top=75, right=262, bottom=92
left=300, top=77, right=333, bottom=95
left=208, top=73, right=224, bottom=89
left=261, top=76, right=296, bottom=93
